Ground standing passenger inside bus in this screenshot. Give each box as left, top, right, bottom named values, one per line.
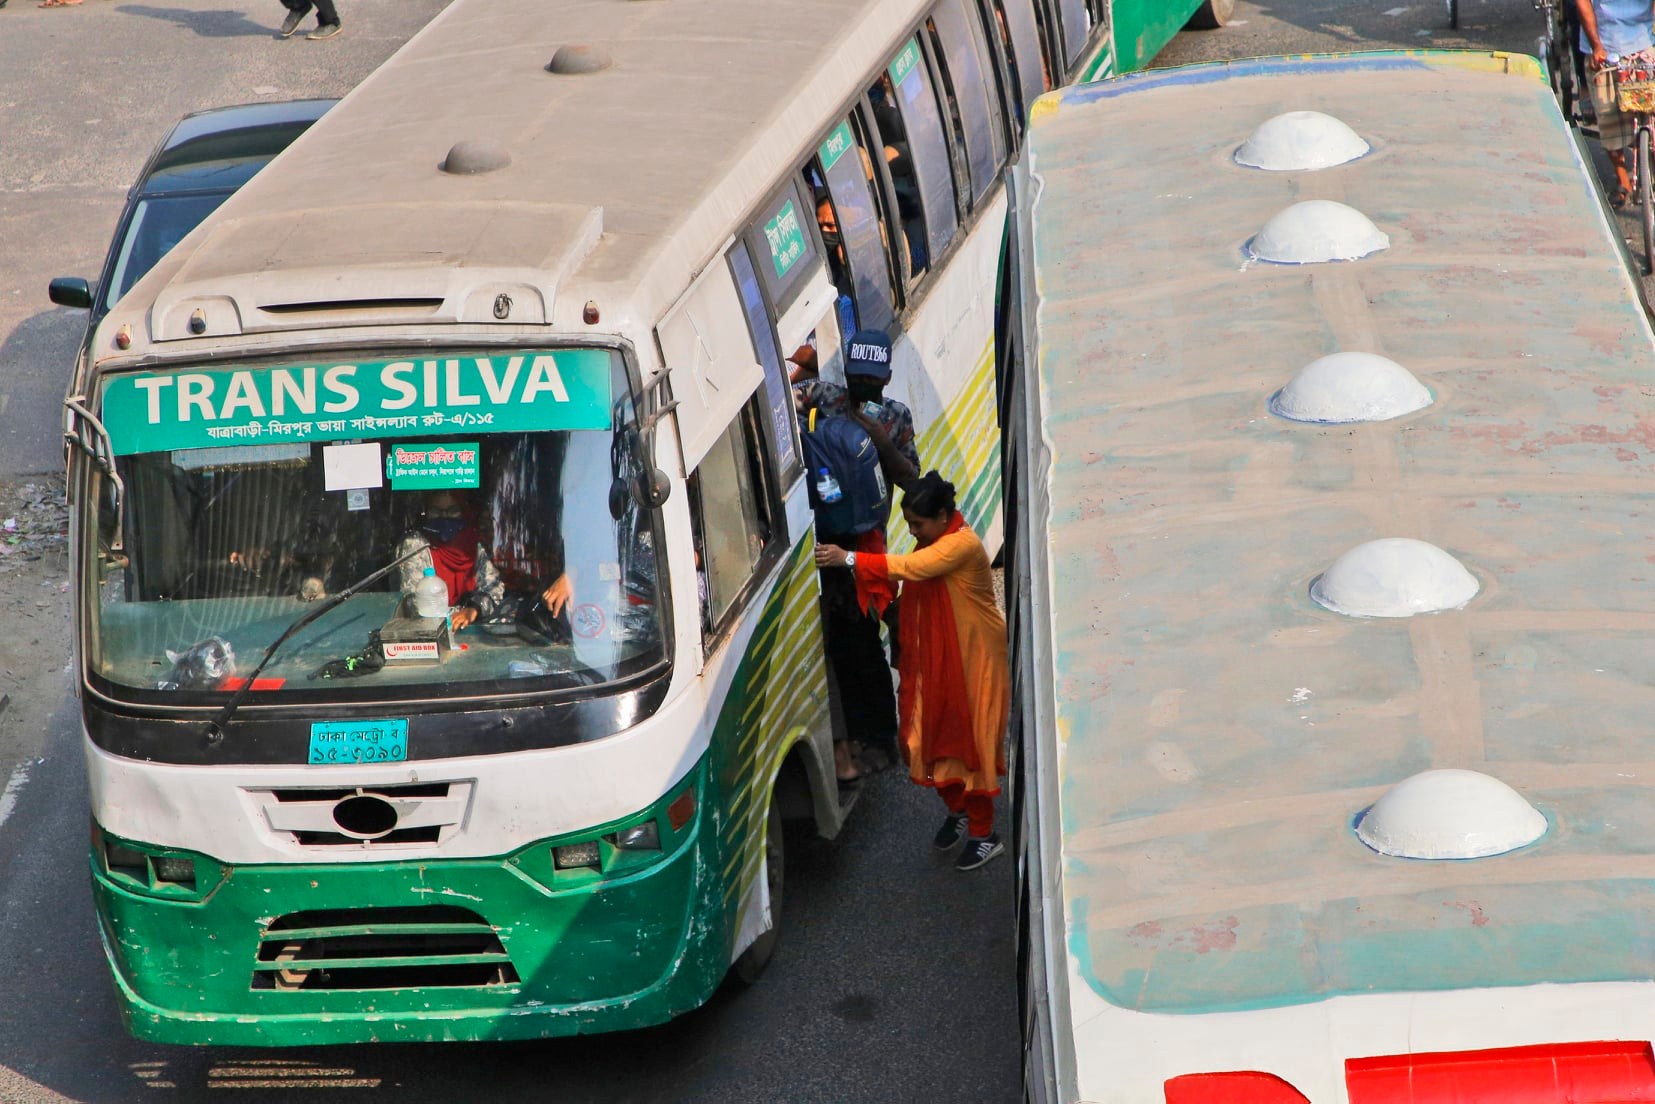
left=1576, top=0, right=1655, bottom=205
left=814, top=472, right=1009, bottom=871
left=795, top=329, right=919, bottom=783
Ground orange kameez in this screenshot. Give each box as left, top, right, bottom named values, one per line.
left=854, top=516, right=1008, bottom=797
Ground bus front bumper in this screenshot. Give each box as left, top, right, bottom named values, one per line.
left=90, top=773, right=732, bottom=1046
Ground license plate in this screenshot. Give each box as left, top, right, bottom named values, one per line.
left=307, top=719, right=409, bottom=765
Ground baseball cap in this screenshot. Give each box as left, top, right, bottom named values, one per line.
left=844, top=328, right=893, bottom=381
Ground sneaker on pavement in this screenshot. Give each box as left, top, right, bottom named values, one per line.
left=932, top=813, right=968, bottom=851
left=279, top=9, right=306, bottom=36
left=955, top=833, right=1003, bottom=871
left=307, top=21, right=342, bottom=39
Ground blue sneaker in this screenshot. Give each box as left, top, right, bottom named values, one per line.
left=955, top=834, right=1003, bottom=872
left=933, top=813, right=968, bottom=851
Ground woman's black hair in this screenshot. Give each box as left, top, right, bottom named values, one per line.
left=901, top=470, right=956, bottom=520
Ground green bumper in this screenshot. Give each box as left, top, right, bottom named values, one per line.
left=92, top=767, right=731, bottom=1046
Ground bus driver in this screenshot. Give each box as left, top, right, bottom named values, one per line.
left=397, top=489, right=574, bottom=630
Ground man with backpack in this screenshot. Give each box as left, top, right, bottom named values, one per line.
left=795, top=328, right=919, bottom=786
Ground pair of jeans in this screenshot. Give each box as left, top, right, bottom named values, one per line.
left=818, top=566, right=898, bottom=765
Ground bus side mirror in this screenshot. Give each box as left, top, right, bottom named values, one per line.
left=635, top=469, right=671, bottom=510
left=49, top=277, right=93, bottom=310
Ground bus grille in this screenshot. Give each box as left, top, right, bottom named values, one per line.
left=246, top=781, right=473, bottom=848
left=251, top=906, right=517, bottom=991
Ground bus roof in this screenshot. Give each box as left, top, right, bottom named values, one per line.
left=1022, top=53, right=1655, bottom=1017
left=101, top=0, right=928, bottom=364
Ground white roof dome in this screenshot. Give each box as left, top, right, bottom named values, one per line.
left=1250, top=200, right=1389, bottom=264
left=1357, top=769, right=1548, bottom=859
left=1236, top=111, right=1370, bottom=171
left=1271, top=352, right=1432, bottom=423
left=1311, top=538, right=1479, bottom=618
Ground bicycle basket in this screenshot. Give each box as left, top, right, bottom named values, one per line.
left=1617, top=64, right=1655, bottom=111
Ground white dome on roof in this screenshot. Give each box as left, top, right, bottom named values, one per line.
left=1357, top=769, right=1548, bottom=859
left=1250, top=200, right=1389, bottom=264
left=1271, top=352, right=1432, bottom=423
left=1236, top=111, right=1370, bottom=171
left=1311, top=538, right=1478, bottom=618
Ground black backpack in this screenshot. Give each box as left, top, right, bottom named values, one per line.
left=801, top=408, right=888, bottom=536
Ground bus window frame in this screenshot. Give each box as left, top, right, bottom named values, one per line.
left=741, top=177, right=823, bottom=319
left=1054, top=0, right=1091, bottom=69
left=726, top=237, right=806, bottom=490
left=812, top=105, right=903, bottom=334
left=872, top=36, right=961, bottom=282
left=1030, top=0, right=1064, bottom=85
left=686, top=395, right=787, bottom=651
left=996, top=0, right=1053, bottom=130
left=926, top=0, right=1008, bottom=206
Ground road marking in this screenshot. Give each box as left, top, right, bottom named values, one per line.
left=0, top=763, right=30, bottom=831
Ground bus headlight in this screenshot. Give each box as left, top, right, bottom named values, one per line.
left=152, top=856, right=198, bottom=890
left=611, top=822, right=660, bottom=851
left=93, top=824, right=220, bottom=901
left=553, top=841, right=601, bottom=869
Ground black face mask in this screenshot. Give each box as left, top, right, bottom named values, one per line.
left=421, top=517, right=466, bottom=545
left=846, top=379, right=884, bottom=406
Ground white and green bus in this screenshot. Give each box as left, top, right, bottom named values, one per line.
left=1002, top=50, right=1655, bottom=1103
left=64, top=0, right=1221, bottom=1048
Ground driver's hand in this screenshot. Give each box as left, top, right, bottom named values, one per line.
left=542, top=573, right=573, bottom=617
left=450, top=605, right=478, bottom=630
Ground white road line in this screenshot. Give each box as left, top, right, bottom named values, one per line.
left=0, top=763, right=30, bottom=831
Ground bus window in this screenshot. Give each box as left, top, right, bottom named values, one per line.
left=728, top=239, right=803, bottom=486
left=689, top=402, right=774, bottom=633
left=1055, top=0, right=1090, bottom=68
left=993, top=0, right=1052, bottom=128
left=813, top=118, right=897, bottom=335
left=871, top=38, right=959, bottom=277
left=928, top=0, right=1007, bottom=205
left=1028, top=0, right=1062, bottom=87
left=746, top=179, right=821, bottom=317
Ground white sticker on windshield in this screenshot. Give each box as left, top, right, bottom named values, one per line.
left=323, top=443, right=384, bottom=491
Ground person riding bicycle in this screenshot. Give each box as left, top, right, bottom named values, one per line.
left=1576, top=0, right=1655, bottom=205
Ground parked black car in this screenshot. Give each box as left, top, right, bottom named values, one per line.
left=48, top=98, right=334, bottom=327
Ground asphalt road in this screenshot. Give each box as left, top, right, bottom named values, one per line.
left=0, top=1, right=1624, bottom=1101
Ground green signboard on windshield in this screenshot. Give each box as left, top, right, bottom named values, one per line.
left=100, top=349, right=613, bottom=456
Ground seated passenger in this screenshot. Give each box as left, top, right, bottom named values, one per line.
left=397, top=489, right=572, bottom=631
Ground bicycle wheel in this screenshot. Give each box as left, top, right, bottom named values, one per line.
left=1639, top=126, right=1654, bottom=275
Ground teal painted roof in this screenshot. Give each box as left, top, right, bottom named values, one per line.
left=1025, top=53, right=1655, bottom=1014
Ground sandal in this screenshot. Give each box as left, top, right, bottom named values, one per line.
left=1612, top=184, right=1632, bottom=209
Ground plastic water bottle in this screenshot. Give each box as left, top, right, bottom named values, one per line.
left=413, top=567, right=450, bottom=619
left=815, top=466, right=843, bottom=504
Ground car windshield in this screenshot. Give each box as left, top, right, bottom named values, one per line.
left=87, top=348, right=667, bottom=702
left=103, top=192, right=232, bottom=312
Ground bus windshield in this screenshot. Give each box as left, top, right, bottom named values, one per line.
left=88, top=348, right=666, bottom=701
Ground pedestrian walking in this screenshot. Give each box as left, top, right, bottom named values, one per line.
left=279, top=0, right=341, bottom=39
left=1575, top=0, right=1655, bottom=204
left=815, top=471, right=1010, bottom=871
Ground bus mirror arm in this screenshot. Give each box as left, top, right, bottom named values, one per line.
left=64, top=397, right=127, bottom=553
left=628, top=380, right=676, bottom=510
left=201, top=543, right=428, bottom=746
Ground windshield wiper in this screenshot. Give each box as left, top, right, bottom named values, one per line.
left=203, top=544, right=426, bottom=744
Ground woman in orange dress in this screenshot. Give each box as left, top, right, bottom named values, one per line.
left=815, top=471, right=1010, bottom=871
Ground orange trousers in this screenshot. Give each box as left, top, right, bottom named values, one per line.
left=938, top=781, right=994, bottom=838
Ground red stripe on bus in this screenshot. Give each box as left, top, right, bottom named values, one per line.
left=1346, top=1040, right=1655, bottom=1103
